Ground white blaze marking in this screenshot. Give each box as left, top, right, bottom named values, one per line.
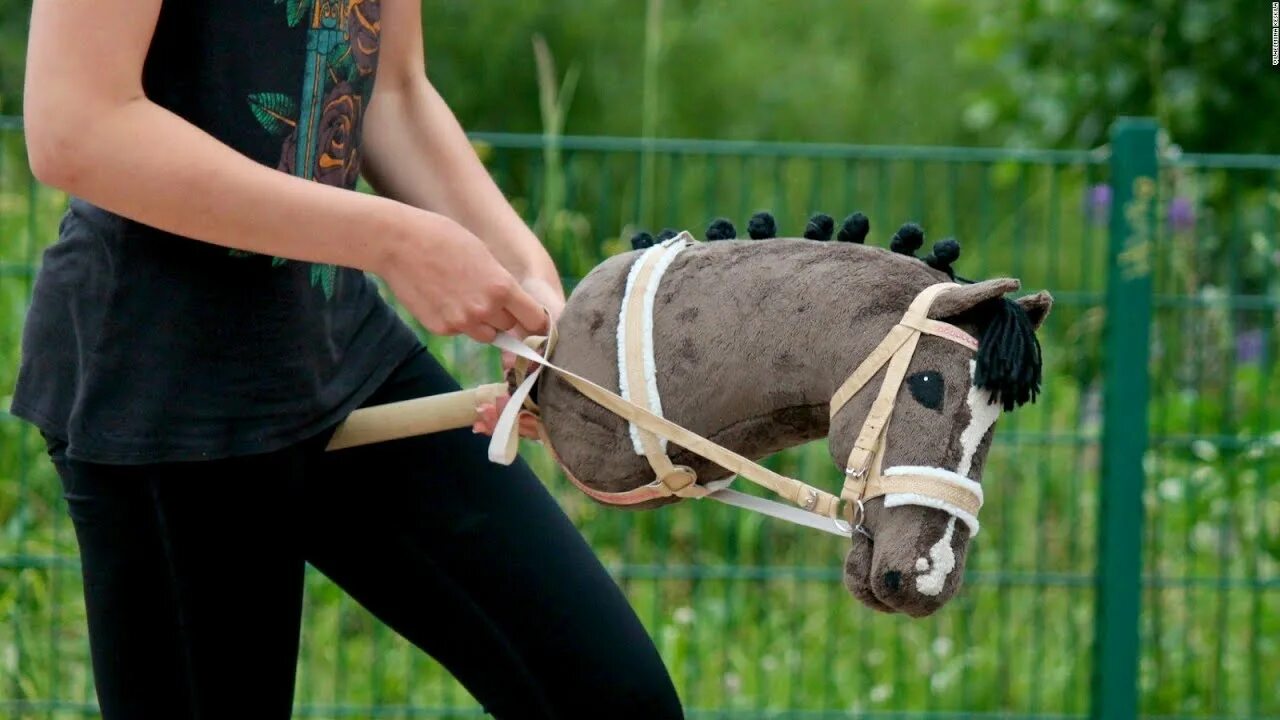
left=958, top=360, right=1001, bottom=478
left=915, top=516, right=957, bottom=596
left=902, top=366, right=998, bottom=595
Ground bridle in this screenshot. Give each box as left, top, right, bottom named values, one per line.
left=489, top=232, right=986, bottom=538
left=827, top=281, right=985, bottom=538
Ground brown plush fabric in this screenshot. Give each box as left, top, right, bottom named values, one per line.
left=537, top=238, right=1052, bottom=616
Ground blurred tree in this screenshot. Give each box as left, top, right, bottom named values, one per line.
left=961, top=0, right=1280, bottom=153
left=2, top=0, right=1276, bottom=153
left=0, top=0, right=27, bottom=115
left=420, top=0, right=1000, bottom=145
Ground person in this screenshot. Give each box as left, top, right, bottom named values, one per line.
left=15, top=1, right=683, bottom=718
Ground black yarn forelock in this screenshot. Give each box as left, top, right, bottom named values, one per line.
left=973, top=298, right=1042, bottom=411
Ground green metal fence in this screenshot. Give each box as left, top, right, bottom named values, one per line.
left=0, top=114, right=1276, bottom=719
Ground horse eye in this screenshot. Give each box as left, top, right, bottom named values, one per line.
left=907, top=371, right=945, bottom=411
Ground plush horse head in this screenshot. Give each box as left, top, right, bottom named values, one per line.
left=536, top=212, right=1052, bottom=617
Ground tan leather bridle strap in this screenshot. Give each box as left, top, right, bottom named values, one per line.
left=621, top=239, right=699, bottom=494
left=841, top=330, right=922, bottom=493
left=843, top=470, right=983, bottom=520
left=904, top=282, right=961, bottom=320
left=830, top=283, right=972, bottom=418
left=553, top=368, right=843, bottom=516
left=899, top=316, right=981, bottom=350
left=827, top=281, right=967, bottom=422
left=489, top=320, right=561, bottom=468
left=828, top=324, right=914, bottom=419
left=494, top=334, right=844, bottom=517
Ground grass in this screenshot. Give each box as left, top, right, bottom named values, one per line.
left=1, top=126, right=1278, bottom=718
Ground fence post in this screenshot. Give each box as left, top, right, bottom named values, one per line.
left=1092, top=117, right=1157, bottom=720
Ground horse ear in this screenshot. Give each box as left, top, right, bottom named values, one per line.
left=927, top=278, right=1021, bottom=320
left=1016, top=290, right=1053, bottom=331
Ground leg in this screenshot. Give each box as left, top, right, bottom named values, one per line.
left=304, top=348, right=683, bottom=719
left=54, top=446, right=191, bottom=719
left=51, top=442, right=311, bottom=719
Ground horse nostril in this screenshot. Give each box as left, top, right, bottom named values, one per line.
left=883, top=570, right=902, bottom=592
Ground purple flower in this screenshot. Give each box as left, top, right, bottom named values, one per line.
left=1086, top=183, right=1112, bottom=226
left=1168, top=196, right=1195, bottom=232
left=1236, top=330, right=1264, bottom=364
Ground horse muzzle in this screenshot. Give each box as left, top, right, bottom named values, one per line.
left=842, top=496, right=974, bottom=617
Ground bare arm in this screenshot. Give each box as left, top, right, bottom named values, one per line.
left=24, top=1, right=407, bottom=272
left=359, top=0, right=564, bottom=311
left=24, top=0, right=545, bottom=341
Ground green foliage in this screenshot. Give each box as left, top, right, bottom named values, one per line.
left=413, top=0, right=1269, bottom=153
left=309, top=262, right=336, bottom=299
left=529, top=34, right=581, bottom=259
left=286, top=0, right=313, bottom=29
left=4, top=0, right=1276, bottom=155
left=419, top=0, right=1001, bottom=145
left=246, top=92, right=299, bottom=136
left=961, top=0, right=1280, bottom=153
left=326, top=42, right=358, bottom=85
left=0, top=0, right=28, bottom=116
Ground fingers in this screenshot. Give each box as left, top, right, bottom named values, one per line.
left=473, top=398, right=541, bottom=439
left=486, top=308, right=519, bottom=335
left=465, top=323, right=498, bottom=344
left=473, top=398, right=502, bottom=435
left=460, top=290, right=523, bottom=345
left=516, top=414, right=541, bottom=439
left=504, top=284, right=550, bottom=336
left=518, top=276, right=567, bottom=324
left=410, top=296, right=497, bottom=342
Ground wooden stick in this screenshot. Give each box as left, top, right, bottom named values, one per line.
left=326, top=383, right=508, bottom=451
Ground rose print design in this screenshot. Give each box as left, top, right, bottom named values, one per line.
left=314, top=82, right=363, bottom=188
left=348, top=0, right=381, bottom=77
left=239, top=0, right=381, bottom=299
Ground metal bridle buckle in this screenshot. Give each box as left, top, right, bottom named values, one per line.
left=841, top=468, right=874, bottom=541
left=801, top=487, right=819, bottom=511
left=851, top=499, right=873, bottom=542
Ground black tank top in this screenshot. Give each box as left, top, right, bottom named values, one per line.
left=12, top=0, right=419, bottom=463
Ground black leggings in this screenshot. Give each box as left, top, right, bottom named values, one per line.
left=49, top=347, right=682, bottom=720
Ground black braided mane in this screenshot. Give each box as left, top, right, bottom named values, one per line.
left=628, top=211, right=1041, bottom=409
